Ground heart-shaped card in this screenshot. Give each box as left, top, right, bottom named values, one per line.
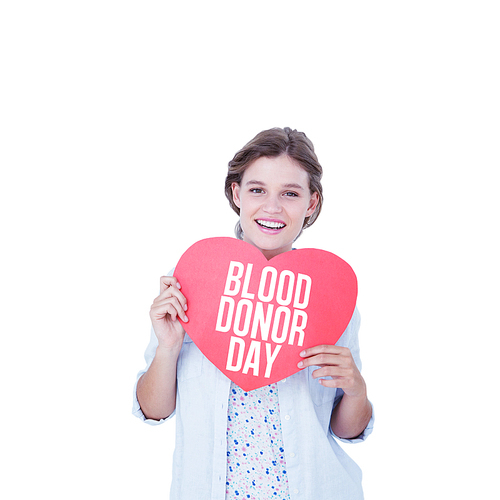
left=174, top=237, right=357, bottom=391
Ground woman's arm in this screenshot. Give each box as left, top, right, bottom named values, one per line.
left=136, top=343, right=182, bottom=420
left=298, top=345, right=372, bottom=439
left=136, top=276, right=188, bottom=421
left=329, top=387, right=372, bottom=440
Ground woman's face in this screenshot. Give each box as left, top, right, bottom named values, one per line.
left=232, top=155, right=319, bottom=260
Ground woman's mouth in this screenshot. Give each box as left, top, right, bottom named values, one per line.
left=255, top=219, right=286, bottom=231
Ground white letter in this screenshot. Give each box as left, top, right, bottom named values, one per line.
left=276, top=270, right=295, bottom=306
left=226, top=337, right=245, bottom=372
left=264, top=343, right=282, bottom=378
left=257, top=266, right=278, bottom=302
left=250, top=302, right=274, bottom=341
left=215, top=296, right=235, bottom=332
left=241, top=263, right=255, bottom=299
left=270, top=306, right=291, bottom=344
left=242, top=340, right=261, bottom=376
left=293, top=273, right=312, bottom=309
left=224, top=261, right=244, bottom=296
left=233, top=299, right=253, bottom=337
left=288, top=309, right=308, bottom=347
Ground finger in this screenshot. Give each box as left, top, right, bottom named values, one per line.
left=317, top=377, right=344, bottom=389
left=150, top=302, right=179, bottom=322
left=317, top=371, right=367, bottom=397
left=160, top=275, right=182, bottom=293
left=156, top=285, right=188, bottom=312
left=299, top=345, right=348, bottom=358
left=298, top=352, right=345, bottom=369
left=150, top=298, right=181, bottom=318
left=150, top=297, right=188, bottom=322
left=311, top=365, right=351, bottom=379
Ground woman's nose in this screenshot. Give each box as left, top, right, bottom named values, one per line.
left=262, top=194, right=282, bottom=214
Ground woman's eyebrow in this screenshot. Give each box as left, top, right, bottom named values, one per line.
left=245, top=180, right=266, bottom=187
left=245, top=180, right=305, bottom=190
left=282, top=183, right=305, bottom=190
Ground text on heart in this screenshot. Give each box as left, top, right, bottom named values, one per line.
left=214, top=261, right=312, bottom=378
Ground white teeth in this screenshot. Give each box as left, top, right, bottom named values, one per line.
left=256, top=219, right=286, bottom=229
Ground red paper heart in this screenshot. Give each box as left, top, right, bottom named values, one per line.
left=174, top=237, right=357, bottom=391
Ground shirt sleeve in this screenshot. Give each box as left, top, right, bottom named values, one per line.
left=132, top=269, right=176, bottom=425
left=329, top=307, right=375, bottom=443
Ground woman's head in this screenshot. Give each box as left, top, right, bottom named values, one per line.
left=225, top=127, right=324, bottom=244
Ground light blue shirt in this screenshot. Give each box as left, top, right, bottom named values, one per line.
left=133, top=297, right=373, bottom=500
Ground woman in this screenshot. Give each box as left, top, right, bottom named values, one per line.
left=133, top=127, right=374, bottom=499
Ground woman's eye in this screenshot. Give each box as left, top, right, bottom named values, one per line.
left=250, top=188, right=264, bottom=194
left=284, top=191, right=299, bottom=197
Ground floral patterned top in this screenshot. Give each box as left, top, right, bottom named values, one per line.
left=225, top=382, right=290, bottom=499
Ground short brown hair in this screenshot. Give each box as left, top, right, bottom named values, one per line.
left=224, top=127, right=323, bottom=239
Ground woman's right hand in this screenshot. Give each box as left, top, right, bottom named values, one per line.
left=149, top=276, right=188, bottom=350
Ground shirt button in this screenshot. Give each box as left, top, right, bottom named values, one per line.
left=293, top=489, right=299, bottom=494
left=282, top=378, right=287, bottom=383
left=285, top=415, right=291, bottom=420
left=290, top=452, right=296, bottom=458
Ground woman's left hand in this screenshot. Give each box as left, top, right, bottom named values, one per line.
left=298, top=345, right=367, bottom=398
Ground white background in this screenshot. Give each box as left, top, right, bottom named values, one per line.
left=1, top=1, right=499, bottom=498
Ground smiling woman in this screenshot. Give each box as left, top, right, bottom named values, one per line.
left=231, top=155, right=319, bottom=259
left=224, top=127, right=324, bottom=242
left=134, top=127, right=373, bottom=500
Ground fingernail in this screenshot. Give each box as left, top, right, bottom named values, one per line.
left=184, top=315, right=189, bottom=322
left=183, top=304, right=188, bottom=311
left=299, top=351, right=306, bottom=357
left=177, top=283, right=181, bottom=289
left=297, top=361, right=304, bottom=368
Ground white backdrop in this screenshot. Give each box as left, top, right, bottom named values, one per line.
left=1, top=1, right=499, bottom=499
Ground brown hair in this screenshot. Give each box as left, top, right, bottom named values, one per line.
left=224, top=127, right=324, bottom=239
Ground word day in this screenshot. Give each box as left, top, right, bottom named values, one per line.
left=214, top=261, right=313, bottom=379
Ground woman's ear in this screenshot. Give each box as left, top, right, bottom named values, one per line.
left=306, top=192, right=319, bottom=217
left=232, top=182, right=241, bottom=208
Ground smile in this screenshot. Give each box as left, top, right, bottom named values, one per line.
left=256, top=219, right=286, bottom=230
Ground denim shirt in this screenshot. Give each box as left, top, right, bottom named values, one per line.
left=133, top=293, right=373, bottom=500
